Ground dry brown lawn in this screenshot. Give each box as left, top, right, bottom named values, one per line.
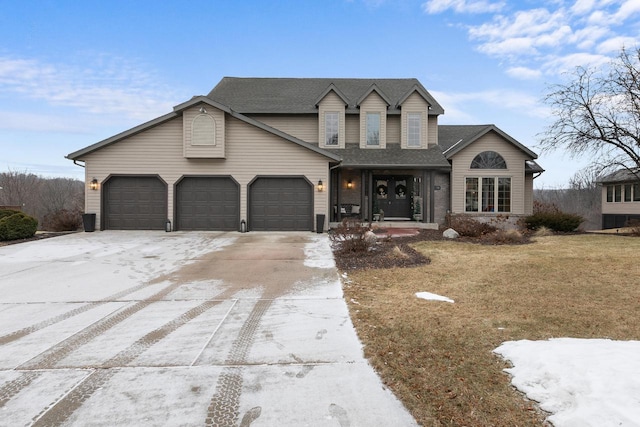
left=341, top=234, right=640, bottom=426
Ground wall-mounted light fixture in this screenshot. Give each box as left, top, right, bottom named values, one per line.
left=317, top=180, right=324, bottom=192
left=89, top=178, right=99, bottom=191
left=199, top=106, right=207, bottom=114
left=347, top=180, right=353, bottom=189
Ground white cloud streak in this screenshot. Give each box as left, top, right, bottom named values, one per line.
left=431, top=88, right=550, bottom=122
left=426, top=0, right=640, bottom=79
left=423, top=0, right=505, bottom=14
left=0, top=54, right=177, bottom=123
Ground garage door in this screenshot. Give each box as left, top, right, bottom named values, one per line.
left=249, top=177, right=313, bottom=231
left=103, top=176, right=167, bottom=230
left=176, top=177, right=239, bottom=231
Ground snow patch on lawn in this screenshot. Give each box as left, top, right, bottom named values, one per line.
left=415, top=292, right=454, bottom=303
left=494, top=338, right=640, bottom=427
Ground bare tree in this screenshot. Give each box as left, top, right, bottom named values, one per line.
left=0, top=170, right=42, bottom=212
left=541, top=47, right=640, bottom=177
left=0, top=170, right=84, bottom=230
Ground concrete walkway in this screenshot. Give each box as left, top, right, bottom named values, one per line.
left=0, top=231, right=417, bottom=426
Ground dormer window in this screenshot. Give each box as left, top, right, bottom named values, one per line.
left=325, top=112, right=339, bottom=146
left=366, top=113, right=380, bottom=146
left=407, top=113, right=421, bottom=147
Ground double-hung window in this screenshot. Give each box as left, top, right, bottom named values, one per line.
left=407, top=113, right=421, bottom=147
left=366, top=113, right=380, bottom=146
left=325, top=112, right=339, bottom=146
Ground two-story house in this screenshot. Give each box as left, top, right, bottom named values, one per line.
left=66, top=77, right=543, bottom=232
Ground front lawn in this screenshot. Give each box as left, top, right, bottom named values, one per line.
left=338, top=234, right=640, bottom=426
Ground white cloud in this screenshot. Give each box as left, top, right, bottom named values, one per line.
left=423, top=0, right=505, bottom=14
left=542, top=52, right=610, bottom=73
left=0, top=54, right=177, bottom=122
left=571, top=0, right=597, bottom=15
left=469, top=8, right=569, bottom=51
left=431, top=89, right=550, bottom=121
left=439, top=1, right=640, bottom=80
left=596, top=35, right=639, bottom=53
left=506, top=66, right=542, bottom=80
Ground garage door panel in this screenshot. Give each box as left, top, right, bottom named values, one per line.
left=176, top=177, right=239, bottom=231
left=104, top=176, right=167, bottom=230
left=249, top=178, right=312, bottom=231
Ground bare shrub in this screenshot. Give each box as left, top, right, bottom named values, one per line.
left=390, top=245, right=410, bottom=259
left=43, top=209, right=83, bottom=231
left=626, top=219, right=640, bottom=237
left=533, top=226, right=554, bottom=237
left=329, top=218, right=374, bottom=253
left=448, top=215, right=497, bottom=237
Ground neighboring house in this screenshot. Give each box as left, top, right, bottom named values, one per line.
left=597, top=169, right=640, bottom=229
left=66, top=77, right=543, bottom=232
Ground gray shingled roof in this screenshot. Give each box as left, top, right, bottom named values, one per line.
left=596, top=168, right=640, bottom=183
left=207, top=77, right=445, bottom=115
left=438, top=124, right=538, bottom=159
left=67, top=96, right=341, bottom=162
left=326, top=144, right=450, bottom=169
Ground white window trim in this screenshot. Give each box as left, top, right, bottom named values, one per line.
left=366, top=112, right=381, bottom=146
left=407, top=112, right=421, bottom=148
left=324, top=111, right=339, bottom=146
left=465, top=176, right=512, bottom=213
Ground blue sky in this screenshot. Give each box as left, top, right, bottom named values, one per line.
left=1, top=0, right=639, bottom=188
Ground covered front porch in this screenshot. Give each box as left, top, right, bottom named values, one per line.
left=329, top=168, right=445, bottom=226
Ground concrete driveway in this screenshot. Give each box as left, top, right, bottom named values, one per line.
left=0, top=231, right=417, bottom=426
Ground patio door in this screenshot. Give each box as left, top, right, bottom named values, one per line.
left=373, top=176, right=411, bottom=219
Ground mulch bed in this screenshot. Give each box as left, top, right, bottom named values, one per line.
left=333, top=229, right=443, bottom=271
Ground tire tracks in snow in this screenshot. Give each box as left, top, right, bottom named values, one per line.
left=0, top=281, right=160, bottom=346
left=205, top=299, right=272, bottom=427
left=29, top=297, right=231, bottom=426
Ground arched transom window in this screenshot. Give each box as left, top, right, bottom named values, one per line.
left=471, top=151, right=506, bottom=169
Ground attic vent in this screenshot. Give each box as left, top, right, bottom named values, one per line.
left=191, top=114, right=216, bottom=146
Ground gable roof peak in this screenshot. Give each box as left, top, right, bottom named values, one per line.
left=314, top=83, right=350, bottom=107
left=356, top=83, right=392, bottom=107
left=396, top=84, right=444, bottom=114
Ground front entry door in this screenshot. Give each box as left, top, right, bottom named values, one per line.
left=374, top=176, right=411, bottom=219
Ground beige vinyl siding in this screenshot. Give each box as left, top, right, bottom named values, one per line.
left=345, top=115, right=359, bottom=143
left=183, top=106, right=225, bottom=158
left=359, top=93, right=387, bottom=149
left=386, top=115, right=400, bottom=143
left=317, top=91, right=346, bottom=148
left=524, top=174, right=534, bottom=215
left=248, top=114, right=318, bottom=143
left=428, top=116, right=438, bottom=148
left=400, top=93, right=428, bottom=149
left=450, top=131, right=529, bottom=215
left=83, top=115, right=329, bottom=228
left=601, top=185, right=640, bottom=215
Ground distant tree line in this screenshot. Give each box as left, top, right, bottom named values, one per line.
left=0, top=170, right=84, bottom=231
left=534, top=168, right=601, bottom=230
